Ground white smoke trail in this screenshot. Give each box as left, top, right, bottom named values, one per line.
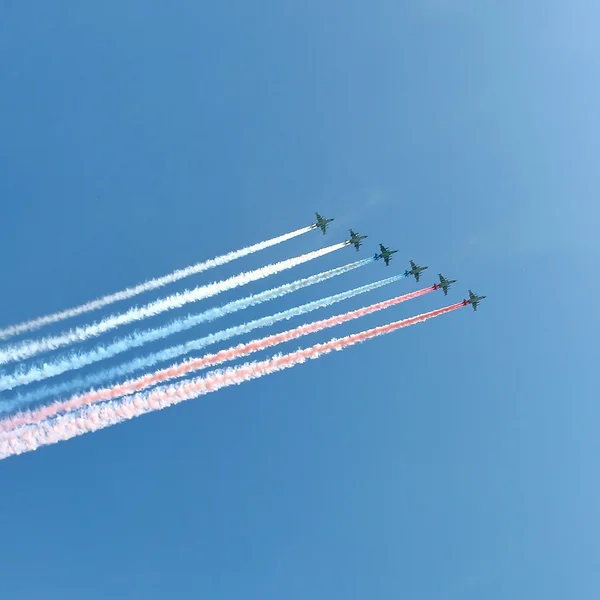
left=0, top=242, right=346, bottom=366
left=0, top=225, right=315, bottom=340
left=0, top=256, right=369, bottom=398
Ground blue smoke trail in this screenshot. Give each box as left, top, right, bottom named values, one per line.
left=0, top=258, right=375, bottom=410
left=2, top=271, right=406, bottom=414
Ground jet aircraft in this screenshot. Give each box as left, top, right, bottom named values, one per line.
left=347, top=229, right=368, bottom=251
left=374, top=243, right=398, bottom=266
left=462, top=289, right=486, bottom=311
left=404, top=259, right=428, bottom=282
left=433, top=273, right=456, bottom=295
left=313, top=212, right=334, bottom=234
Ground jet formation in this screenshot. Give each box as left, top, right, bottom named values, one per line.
left=311, top=211, right=486, bottom=311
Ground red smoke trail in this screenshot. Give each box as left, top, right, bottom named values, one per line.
left=1, top=287, right=435, bottom=431
left=0, top=302, right=465, bottom=459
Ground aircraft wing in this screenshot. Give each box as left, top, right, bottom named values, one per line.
left=415, top=271, right=420, bottom=282
left=410, top=260, right=417, bottom=269
left=379, top=243, right=387, bottom=253
left=384, top=255, right=390, bottom=266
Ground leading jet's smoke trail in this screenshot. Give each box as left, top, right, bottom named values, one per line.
left=0, top=242, right=347, bottom=366
left=0, top=303, right=464, bottom=458
left=0, top=226, right=315, bottom=341
left=0, top=257, right=372, bottom=397
left=1, top=282, right=429, bottom=431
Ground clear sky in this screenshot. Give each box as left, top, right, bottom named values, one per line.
left=1, top=1, right=599, bottom=598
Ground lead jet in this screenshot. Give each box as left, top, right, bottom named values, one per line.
left=347, top=229, right=368, bottom=251
left=312, top=212, right=334, bottom=234
left=433, top=273, right=456, bottom=295
left=404, top=260, right=428, bottom=282
left=374, top=243, right=398, bottom=266
left=462, top=289, right=486, bottom=311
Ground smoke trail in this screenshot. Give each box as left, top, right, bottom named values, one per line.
left=0, top=303, right=464, bottom=458
left=1, top=280, right=427, bottom=430
left=0, top=242, right=346, bottom=366
left=0, top=226, right=315, bottom=341
left=0, top=257, right=371, bottom=398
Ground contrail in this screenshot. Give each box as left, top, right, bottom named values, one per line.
left=1, top=280, right=427, bottom=430
left=0, top=256, right=371, bottom=397
left=0, top=302, right=464, bottom=458
left=0, top=242, right=347, bottom=366
left=0, top=226, right=315, bottom=341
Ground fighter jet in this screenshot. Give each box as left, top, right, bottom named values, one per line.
left=433, top=273, right=456, bottom=295
left=374, top=243, right=398, bottom=266
left=404, top=260, right=428, bottom=282
left=462, top=289, right=486, bottom=311
left=312, top=212, right=334, bottom=234
left=347, top=229, right=368, bottom=251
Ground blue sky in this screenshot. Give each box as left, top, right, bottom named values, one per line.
left=1, top=1, right=598, bottom=598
